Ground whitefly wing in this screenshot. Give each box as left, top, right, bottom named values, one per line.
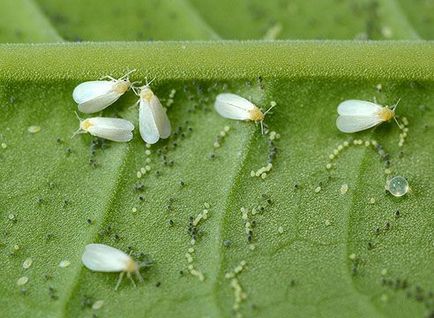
left=336, top=115, right=382, bottom=133
left=87, top=117, right=134, bottom=142
left=78, top=90, right=122, bottom=114
left=214, top=93, right=255, bottom=120
left=149, top=95, right=171, bottom=139
left=73, top=81, right=114, bottom=104
left=139, top=99, right=160, bottom=144
left=82, top=243, right=131, bottom=272
left=337, top=100, right=382, bottom=116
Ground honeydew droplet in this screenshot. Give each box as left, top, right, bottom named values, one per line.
left=132, top=207, right=137, bottom=213
left=59, top=260, right=71, bottom=268
left=27, top=125, right=41, bottom=133
left=17, top=276, right=29, bottom=286
left=340, top=184, right=349, bottom=194
left=23, top=258, right=33, bottom=269
left=92, top=300, right=104, bottom=310
left=278, top=226, right=284, bottom=234
left=1, top=143, right=7, bottom=149
left=386, top=176, right=409, bottom=197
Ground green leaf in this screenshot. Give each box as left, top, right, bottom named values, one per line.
left=1, top=1, right=434, bottom=318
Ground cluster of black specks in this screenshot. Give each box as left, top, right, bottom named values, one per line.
left=81, top=295, right=95, bottom=309
left=241, top=195, right=273, bottom=248
left=134, top=182, right=145, bottom=192
left=166, top=198, right=175, bottom=212
left=45, top=233, right=55, bottom=243
left=155, top=120, right=193, bottom=166
left=188, top=216, right=199, bottom=243
left=266, top=134, right=278, bottom=164
left=89, top=137, right=110, bottom=168
left=48, top=286, right=58, bottom=300
left=349, top=254, right=363, bottom=276
left=381, top=276, right=434, bottom=316
left=97, top=224, right=121, bottom=242
left=369, top=210, right=403, bottom=250
left=55, top=136, right=74, bottom=157
left=374, top=142, right=390, bottom=168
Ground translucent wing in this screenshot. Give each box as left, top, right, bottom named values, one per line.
left=336, top=115, right=382, bottom=133
left=337, top=100, right=382, bottom=116
left=78, top=91, right=121, bottom=114
left=73, top=81, right=114, bottom=104
left=139, top=96, right=171, bottom=144
left=82, top=244, right=131, bottom=272
left=87, top=117, right=134, bottom=142
left=215, top=93, right=254, bottom=120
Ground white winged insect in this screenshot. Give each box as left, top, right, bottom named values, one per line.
left=214, top=93, right=274, bottom=134
left=336, top=99, right=401, bottom=133
left=132, top=81, right=171, bottom=144
left=73, top=113, right=134, bottom=142
left=73, top=70, right=136, bottom=114
left=82, top=244, right=145, bottom=290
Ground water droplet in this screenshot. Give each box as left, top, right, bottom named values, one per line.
left=386, top=176, right=409, bottom=197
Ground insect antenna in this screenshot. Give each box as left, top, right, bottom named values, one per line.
left=392, top=98, right=401, bottom=111
left=71, top=111, right=84, bottom=138
left=144, top=77, right=156, bottom=88
left=392, top=98, right=403, bottom=129
left=120, top=69, right=137, bottom=81
left=263, top=104, right=276, bottom=116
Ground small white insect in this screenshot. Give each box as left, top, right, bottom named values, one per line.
left=336, top=99, right=400, bottom=133
left=82, top=243, right=143, bottom=290
left=214, top=93, right=274, bottom=133
left=73, top=70, right=136, bottom=114
left=133, top=82, right=171, bottom=144
left=73, top=113, right=134, bottom=142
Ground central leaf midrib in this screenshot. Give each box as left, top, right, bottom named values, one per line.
left=58, top=142, right=136, bottom=316
left=209, top=126, right=257, bottom=315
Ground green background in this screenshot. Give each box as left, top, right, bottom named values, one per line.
left=0, top=0, right=433, bottom=317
